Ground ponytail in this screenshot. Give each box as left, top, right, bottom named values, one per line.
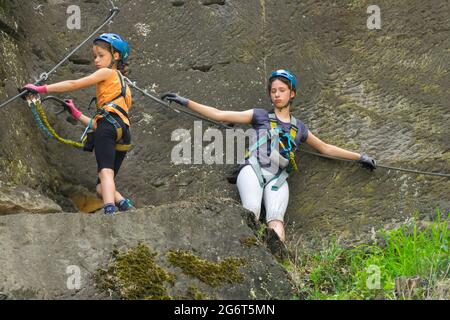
left=117, top=61, right=129, bottom=76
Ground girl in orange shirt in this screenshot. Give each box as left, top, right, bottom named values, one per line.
left=22, top=33, right=133, bottom=215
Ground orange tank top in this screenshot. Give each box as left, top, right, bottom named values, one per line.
left=95, top=70, right=132, bottom=127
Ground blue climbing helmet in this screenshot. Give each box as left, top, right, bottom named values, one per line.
left=268, top=69, right=297, bottom=91
left=94, top=33, right=130, bottom=63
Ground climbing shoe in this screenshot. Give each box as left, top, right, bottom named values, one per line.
left=103, top=203, right=117, bottom=215
left=117, top=198, right=134, bottom=212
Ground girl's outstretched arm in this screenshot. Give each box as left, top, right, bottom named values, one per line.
left=306, top=131, right=361, bottom=160
left=188, top=100, right=253, bottom=124
left=161, top=92, right=253, bottom=125
left=46, top=68, right=112, bottom=93
left=306, top=131, right=377, bottom=170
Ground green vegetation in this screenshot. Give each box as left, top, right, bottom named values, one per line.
left=421, top=84, right=441, bottom=94
left=167, top=249, right=245, bottom=287
left=182, top=285, right=212, bottom=300
left=239, top=236, right=258, bottom=247
left=0, top=0, right=10, bottom=12
left=346, top=0, right=365, bottom=10
left=94, top=244, right=247, bottom=299
left=285, top=210, right=449, bottom=300
left=94, top=243, right=175, bottom=300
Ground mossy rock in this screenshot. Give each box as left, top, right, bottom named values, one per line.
left=167, top=249, right=245, bottom=287
left=174, top=285, right=213, bottom=300
left=0, top=0, right=11, bottom=13
left=239, top=236, right=258, bottom=247
left=94, top=243, right=175, bottom=300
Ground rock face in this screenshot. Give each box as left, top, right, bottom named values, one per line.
left=0, top=198, right=293, bottom=300
left=0, top=0, right=448, bottom=299
left=0, top=185, right=62, bottom=215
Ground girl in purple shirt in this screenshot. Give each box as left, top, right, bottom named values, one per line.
left=162, top=69, right=376, bottom=245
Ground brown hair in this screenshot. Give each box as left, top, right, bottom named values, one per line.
left=94, top=40, right=129, bottom=75
left=267, top=76, right=295, bottom=93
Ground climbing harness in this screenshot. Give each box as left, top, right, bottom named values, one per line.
left=246, top=112, right=300, bottom=191
left=91, top=70, right=132, bottom=152
left=0, top=0, right=120, bottom=109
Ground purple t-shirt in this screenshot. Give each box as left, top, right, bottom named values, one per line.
left=252, top=108, right=309, bottom=144
left=240, top=108, right=309, bottom=173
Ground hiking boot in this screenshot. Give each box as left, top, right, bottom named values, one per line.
left=117, top=198, right=135, bottom=212
left=264, top=228, right=288, bottom=260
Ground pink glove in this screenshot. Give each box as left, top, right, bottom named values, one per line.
left=64, top=99, right=82, bottom=119
left=22, top=84, right=48, bottom=94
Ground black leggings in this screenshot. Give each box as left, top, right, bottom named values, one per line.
left=94, top=114, right=131, bottom=179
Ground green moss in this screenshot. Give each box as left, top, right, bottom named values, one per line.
left=0, top=32, right=25, bottom=85
left=0, top=0, right=10, bottom=12
left=300, top=201, right=317, bottom=215
left=337, top=101, right=384, bottom=123
left=256, top=223, right=267, bottom=238
left=167, top=249, right=245, bottom=287
left=179, top=285, right=213, bottom=300
left=94, top=243, right=175, bottom=300
left=346, top=0, right=365, bottom=10
left=333, top=172, right=343, bottom=183
left=415, top=175, right=426, bottom=182
left=239, top=236, right=258, bottom=247
left=362, top=183, right=375, bottom=194
left=0, top=159, right=32, bottom=185
left=185, top=285, right=208, bottom=300
left=421, top=84, right=440, bottom=94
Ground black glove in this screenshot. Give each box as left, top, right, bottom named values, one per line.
left=161, top=92, right=189, bottom=107
left=359, top=154, right=377, bottom=171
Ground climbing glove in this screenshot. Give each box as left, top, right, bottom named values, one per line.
left=161, top=92, right=189, bottom=107
left=359, top=154, right=377, bottom=171
left=22, top=84, right=48, bottom=95
left=64, top=99, right=82, bottom=120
